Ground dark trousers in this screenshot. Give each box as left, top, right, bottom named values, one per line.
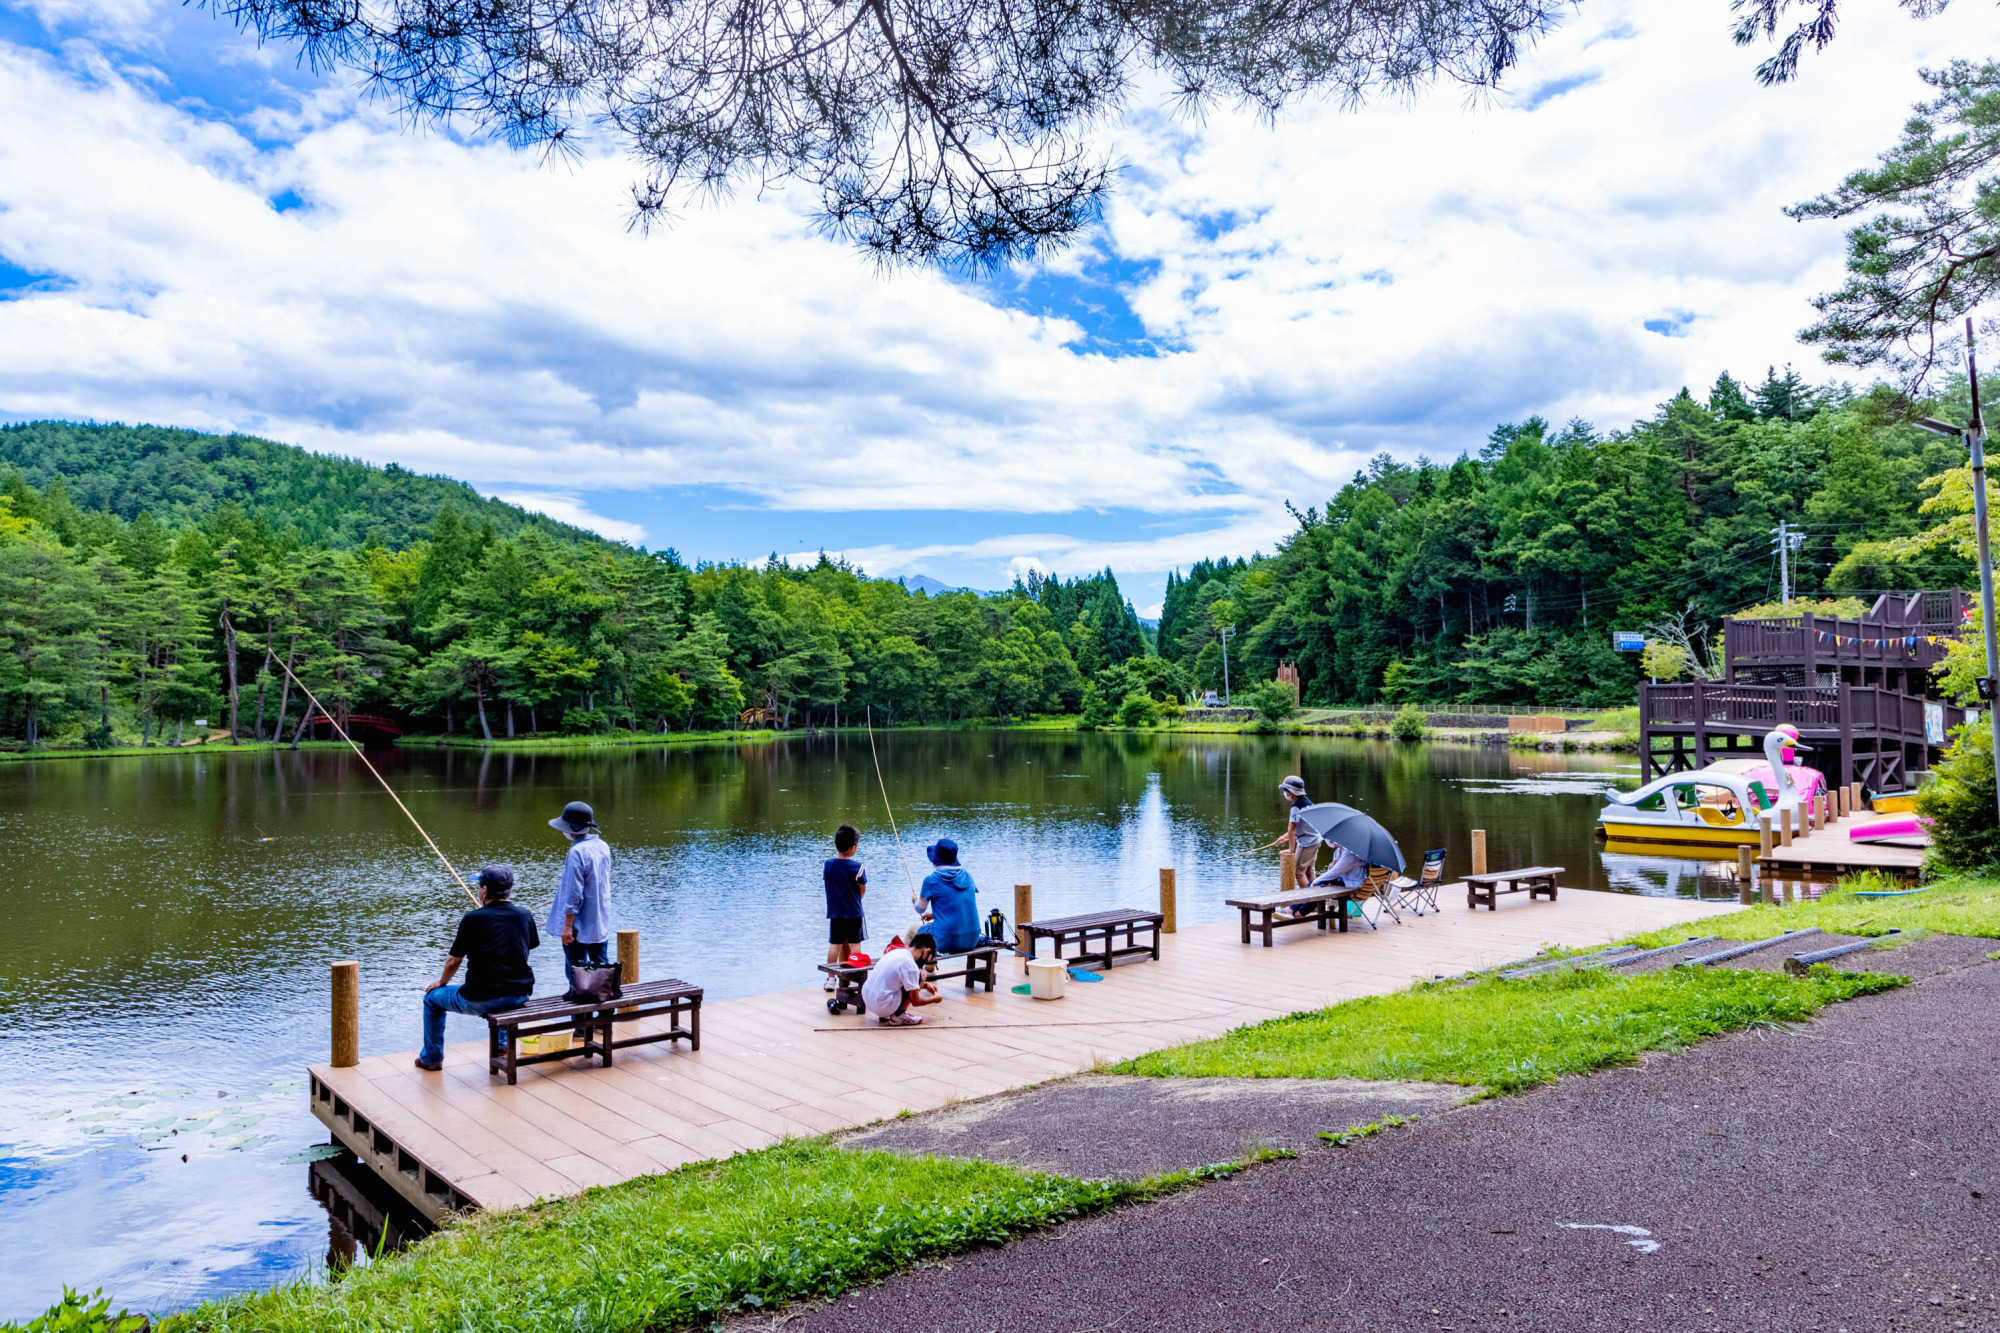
left=565, top=939, right=610, bottom=967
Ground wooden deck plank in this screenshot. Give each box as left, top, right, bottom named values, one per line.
left=318, top=888, right=1732, bottom=1214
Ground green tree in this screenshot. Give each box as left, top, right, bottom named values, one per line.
left=0, top=536, right=91, bottom=745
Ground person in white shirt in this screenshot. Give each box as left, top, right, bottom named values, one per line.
left=860, top=933, right=941, bottom=1026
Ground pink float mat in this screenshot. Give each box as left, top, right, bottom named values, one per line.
left=1849, top=814, right=1929, bottom=842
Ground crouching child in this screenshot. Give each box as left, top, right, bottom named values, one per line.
left=860, top=932, right=940, bottom=1026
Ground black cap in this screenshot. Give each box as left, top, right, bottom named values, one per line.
left=478, top=864, right=515, bottom=896
left=549, top=801, right=596, bottom=834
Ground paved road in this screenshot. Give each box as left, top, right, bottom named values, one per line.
left=784, top=956, right=2000, bottom=1333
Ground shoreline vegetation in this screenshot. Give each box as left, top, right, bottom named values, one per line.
left=0, top=706, right=1645, bottom=762
left=18, top=874, right=1984, bottom=1333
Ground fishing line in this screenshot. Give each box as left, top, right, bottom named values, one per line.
left=864, top=707, right=922, bottom=904
left=267, top=643, right=479, bottom=906
left=1199, top=837, right=1284, bottom=867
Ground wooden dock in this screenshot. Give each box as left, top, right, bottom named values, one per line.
left=1758, top=811, right=1927, bottom=879
left=309, top=888, right=1734, bottom=1222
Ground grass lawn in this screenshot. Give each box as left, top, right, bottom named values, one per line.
left=1623, top=873, right=2000, bottom=947
left=1115, top=965, right=1901, bottom=1093
left=127, top=1141, right=1224, bottom=1333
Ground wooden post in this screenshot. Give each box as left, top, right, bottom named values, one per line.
left=1761, top=874, right=1775, bottom=906
left=1471, top=829, right=1488, bottom=878
left=1280, top=848, right=1298, bottom=892
left=617, top=929, right=640, bottom=1013
left=331, top=960, right=359, bottom=1068
left=1737, top=846, right=1753, bottom=881
left=1015, top=883, right=1034, bottom=959
left=1159, top=868, right=1177, bottom=935
left=1779, top=807, right=1793, bottom=848
left=1759, top=812, right=1773, bottom=856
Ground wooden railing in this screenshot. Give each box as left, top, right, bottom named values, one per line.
left=1640, top=682, right=1954, bottom=741
left=1723, top=612, right=1955, bottom=671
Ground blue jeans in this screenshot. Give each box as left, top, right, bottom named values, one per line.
left=564, top=939, right=610, bottom=966
left=421, top=986, right=531, bottom=1065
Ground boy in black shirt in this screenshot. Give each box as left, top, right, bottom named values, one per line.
left=416, top=864, right=539, bottom=1072
left=823, top=825, right=867, bottom=989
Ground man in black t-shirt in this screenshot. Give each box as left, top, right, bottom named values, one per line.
left=416, top=864, right=539, bottom=1072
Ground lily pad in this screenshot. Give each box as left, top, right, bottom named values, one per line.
left=210, top=1116, right=265, bottom=1135
left=94, top=1097, right=150, bottom=1109
left=30, top=1109, right=69, bottom=1122
left=283, top=1144, right=348, bottom=1164
left=212, top=1134, right=274, bottom=1152
left=153, top=1090, right=193, bottom=1099
left=72, top=1111, right=125, bottom=1123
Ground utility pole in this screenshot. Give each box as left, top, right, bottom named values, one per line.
left=1220, top=625, right=1237, bottom=705
left=1912, top=317, right=2000, bottom=827
left=1770, top=520, right=1803, bottom=606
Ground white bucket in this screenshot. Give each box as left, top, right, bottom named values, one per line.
left=1025, top=957, right=1068, bottom=1001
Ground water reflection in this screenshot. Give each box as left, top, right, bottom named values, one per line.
left=0, top=730, right=1717, bottom=1317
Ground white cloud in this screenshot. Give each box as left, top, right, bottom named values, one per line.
left=486, top=490, right=649, bottom=544
left=0, top=0, right=1993, bottom=590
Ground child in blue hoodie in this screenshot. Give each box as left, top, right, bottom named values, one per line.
left=917, top=837, right=981, bottom=954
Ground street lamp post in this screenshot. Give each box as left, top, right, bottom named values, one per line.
left=1220, top=625, right=1237, bottom=706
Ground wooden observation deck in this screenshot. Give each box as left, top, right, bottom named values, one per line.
left=1640, top=591, right=1970, bottom=791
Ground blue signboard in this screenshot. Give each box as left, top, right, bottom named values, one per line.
left=1612, top=631, right=1645, bottom=652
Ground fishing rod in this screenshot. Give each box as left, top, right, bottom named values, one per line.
left=266, top=642, right=479, bottom=906
left=864, top=707, right=922, bottom=906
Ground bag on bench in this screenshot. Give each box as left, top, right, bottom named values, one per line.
left=565, top=961, right=623, bottom=1004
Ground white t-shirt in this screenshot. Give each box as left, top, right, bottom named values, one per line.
left=861, top=948, right=926, bottom=1018
left=1288, top=804, right=1322, bottom=849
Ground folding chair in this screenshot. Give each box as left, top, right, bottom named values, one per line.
left=1391, top=848, right=1447, bottom=917
left=1349, top=865, right=1399, bottom=929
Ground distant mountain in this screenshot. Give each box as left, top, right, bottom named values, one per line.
left=0, top=421, right=609, bottom=550
left=900, top=573, right=992, bottom=596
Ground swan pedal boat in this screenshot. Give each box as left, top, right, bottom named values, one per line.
left=1597, top=768, right=1774, bottom=848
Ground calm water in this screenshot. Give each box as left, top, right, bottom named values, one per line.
left=0, top=730, right=1744, bottom=1317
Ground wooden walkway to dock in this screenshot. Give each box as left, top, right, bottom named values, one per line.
left=309, top=888, right=1734, bottom=1222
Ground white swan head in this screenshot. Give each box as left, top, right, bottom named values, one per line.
left=1762, top=725, right=1813, bottom=807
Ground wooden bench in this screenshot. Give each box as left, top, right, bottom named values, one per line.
left=1465, top=866, right=1562, bottom=911
left=485, top=978, right=702, bottom=1084
left=818, top=944, right=1000, bottom=1016
left=1021, top=909, right=1163, bottom=969
left=1225, top=885, right=1366, bottom=947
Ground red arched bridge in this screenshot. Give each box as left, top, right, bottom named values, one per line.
left=303, top=714, right=405, bottom=743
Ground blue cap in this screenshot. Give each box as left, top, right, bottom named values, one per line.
left=926, top=838, right=958, bottom=865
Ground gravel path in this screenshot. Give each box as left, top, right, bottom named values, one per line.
left=779, top=953, right=2000, bottom=1333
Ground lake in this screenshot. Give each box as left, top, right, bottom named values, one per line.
left=0, top=729, right=1743, bottom=1318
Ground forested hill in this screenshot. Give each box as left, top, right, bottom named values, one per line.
left=1155, top=368, right=1982, bottom=708
left=0, top=422, right=606, bottom=550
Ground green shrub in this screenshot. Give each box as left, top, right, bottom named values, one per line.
left=1918, top=724, right=2000, bottom=873
left=1244, top=680, right=1296, bottom=723
left=1390, top=703, right=1426, bottom=741
left=1115, top=690, right=1158, bottom=728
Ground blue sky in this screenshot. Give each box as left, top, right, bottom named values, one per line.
left=0, top=0, right=1993, bottom=614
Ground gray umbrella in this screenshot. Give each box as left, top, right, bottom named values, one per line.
left=1295, top=802, right=1405, bottom=874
